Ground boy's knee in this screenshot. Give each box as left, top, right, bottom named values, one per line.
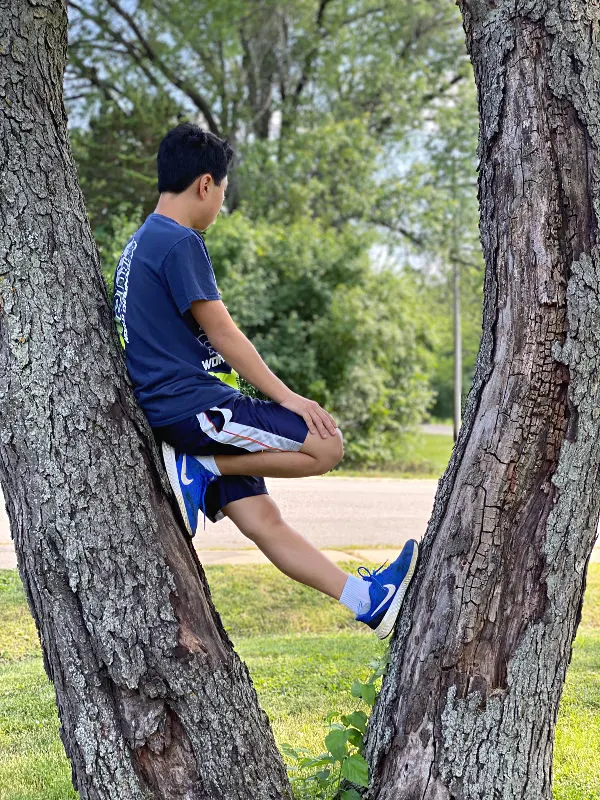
left=312, top=428, right=344, bottom=475
left=236, top=499, right=283, bottom=541
left=333, top=428, right=344, bottom=462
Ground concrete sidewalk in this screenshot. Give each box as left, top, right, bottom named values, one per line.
left=185, top=547, right=409, bottom=567
left=1, top=476, right=599, bottom=569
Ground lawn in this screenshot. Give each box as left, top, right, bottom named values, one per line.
left=335, top=432, right=455, bottom=479
left=1, top=563, right=599, bottom=799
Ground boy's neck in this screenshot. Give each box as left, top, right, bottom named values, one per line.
left=153, top=197, right=194, bottom=229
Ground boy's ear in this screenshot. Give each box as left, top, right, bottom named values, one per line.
left=195, top=173, right=212, bottom=199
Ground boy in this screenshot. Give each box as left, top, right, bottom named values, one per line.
left=113, top=122, right=418, bottom=639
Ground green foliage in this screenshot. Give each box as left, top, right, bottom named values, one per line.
left=67, top=0, right=468, bottom=155
left=283, top=650, right=389, bottom=799
left=69, top=90, right=182, bottom=226
left=323, top=271, right=435, bottom=464
left=69, top=90, right=170, bottom=298
left=405, top=264, right=484, bottom=420
left=237, top=116, right=381, bottom=226
left=94, top=205, right=143, bottom=295
left=384, top=76, right=484, bottom=419
left=201, top=212, right=435, bottom=461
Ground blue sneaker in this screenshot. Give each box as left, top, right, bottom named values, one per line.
left=161, top=442, right=217, bottom=536
left=355, top=539, right=419, bottom=639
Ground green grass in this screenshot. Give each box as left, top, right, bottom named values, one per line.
left=208, top=562, right=363, bottom=639
left=0, top=660, right=78, bottom=800
left=553, top=628, right=600, bottom=799
left=335, top=433, right=455, bottom=479
left=0, top=572, right=40, bottom=662
left=581, top=564, right=600, bottom=628
left=1, top=564, right=599, bottom=798
left=237, top=632, right=385, bottom=755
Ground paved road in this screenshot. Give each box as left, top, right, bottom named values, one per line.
left=420, top=423, right=453, bottom=436
left=2, top=477, right=598, bottom=569
left=0, top=477, right=437, bottom=569
left=199, top=477, right=438, bottom=549
left=0, top=422, right=452, bottom=567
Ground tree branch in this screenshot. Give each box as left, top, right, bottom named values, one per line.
left=451, top=253, right=483, bottom=270
left=339, top=5, right=388, bottom=27
left=66, top=52, right=126, bottom=103
left=69, top=40, right=130, bottom=58
left=147, top=0, right=222, bottom=87
left=103, top=0, right=221, bottom=133
left=369, top=217, right=482, bottom=269
left=68, top=0, right=221, bottom=133
left=292, top=0, right=335, bottom=101
left=368, top=217, right=426, bottom=249
left=68, top=1, right=166, bottom=92
left=367, top=72, right=468, bottom=136
left=421, top=72, right=468, bottom=105
left=147, top=1, right=234, bottom=136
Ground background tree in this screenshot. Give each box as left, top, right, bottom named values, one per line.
left=69, top=90, right=183, bottom=245
left=0, top=3, right=295, bottom=797
left=367, top=2, right=600, bottom=797
left=67, top=0, right=482, bottom=463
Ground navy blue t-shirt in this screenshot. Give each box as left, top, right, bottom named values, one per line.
left=113, top=213, right=239, bottom=426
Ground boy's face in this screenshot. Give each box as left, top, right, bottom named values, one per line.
left=194, top=173, right=228, bottom=230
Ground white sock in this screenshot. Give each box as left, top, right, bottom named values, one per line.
left=193, top=455, right=221, bottom=476
left=339, top=574, right=371, bottom=616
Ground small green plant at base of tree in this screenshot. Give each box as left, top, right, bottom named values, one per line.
left=282, top=649, right=391, bottom=799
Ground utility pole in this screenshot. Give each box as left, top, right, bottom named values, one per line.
left=451, top=161, right=462, bottom=443
left=453, top=254, right=461, bottom=442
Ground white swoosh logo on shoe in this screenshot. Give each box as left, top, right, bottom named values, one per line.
left=181, top=454, right=193, bottom=485
left=371, top=584, right=397, bottom=617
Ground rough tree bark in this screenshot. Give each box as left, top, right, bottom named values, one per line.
left=0, top=3, right=292, bottom=798
left=367, top=2, right=600, bottom=798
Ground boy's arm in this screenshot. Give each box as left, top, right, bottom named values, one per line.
left=190, top=299, right=337, bottom=438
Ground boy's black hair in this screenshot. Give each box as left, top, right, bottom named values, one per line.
left=157, top=122, right=234, bottom=194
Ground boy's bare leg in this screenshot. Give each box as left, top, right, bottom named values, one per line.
left=223, top=493, right=348, bottom=600
left=213, top=429, right=344, bottom=478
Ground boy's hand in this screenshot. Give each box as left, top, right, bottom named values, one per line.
left=280, top=392, right=338, bottom=439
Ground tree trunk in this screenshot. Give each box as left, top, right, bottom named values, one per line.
left=0, top=3, right=292, bottom=798
left=367, top=3, right=600, bottom=798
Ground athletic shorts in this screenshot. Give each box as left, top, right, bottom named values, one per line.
left=152, top=393, right=309, bottom=523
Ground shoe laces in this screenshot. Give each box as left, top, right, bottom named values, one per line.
left=357, top=560, right=389, bottom=590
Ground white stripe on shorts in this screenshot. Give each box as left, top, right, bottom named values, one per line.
left=196, top=406, right=304, bottom=453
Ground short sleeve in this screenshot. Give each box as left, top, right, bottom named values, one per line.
left=161, top=234, right=221, bottom=314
